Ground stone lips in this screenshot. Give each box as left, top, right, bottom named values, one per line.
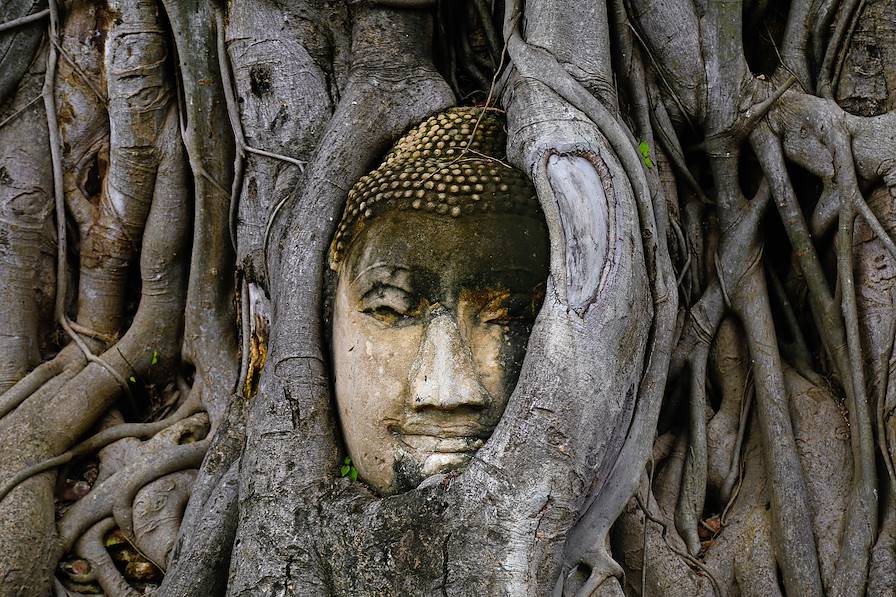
left=329, top=107, right=541, bottom=268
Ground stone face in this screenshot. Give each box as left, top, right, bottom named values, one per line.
left=331, top=209, right=548, bottom=495
left=328, top=110, right=549, bottom=495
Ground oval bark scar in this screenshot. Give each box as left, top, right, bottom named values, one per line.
left=546, top=153, right=609, bottom=314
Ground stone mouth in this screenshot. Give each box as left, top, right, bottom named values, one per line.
left=395, top=433, right=485, bottom=454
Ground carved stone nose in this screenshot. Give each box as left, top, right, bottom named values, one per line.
left=408, top=314, right=490, bottom=410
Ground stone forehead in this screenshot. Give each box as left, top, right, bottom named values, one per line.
left=329, top=107, right=541, bottom=268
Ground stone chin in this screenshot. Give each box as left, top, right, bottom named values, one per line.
left=391, top=450, right=474, bottom=494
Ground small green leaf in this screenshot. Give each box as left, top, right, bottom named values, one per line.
left=151, top=350, right=158, bottom=366
left=348, top=468, right=358, bottom=482
left=128, top=376, right=136, bottom=383
left=344, top=457, right=351, bottom=465
left=638, top=140, right=654, bottom=169
left=340, top=465, right=350, bottom=476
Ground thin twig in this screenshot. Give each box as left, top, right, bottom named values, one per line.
left=741, top=76, right=796, bottom=134
left=214, top=6, right=245, bottom=251
left=625, top=21, right=695, bottom=132
left=0, top=94, right=42, bottom=130
left=68, top=320, right=117, bottom=345
left=53, top=39, right=107, bottom=104
left=244, top=145, right=306, bottom=170
left=854, top=195, right=896, bottom=263
left=349, top=7, right=504, bottom=210
left=671, top=218, right=692, bottom=289
left=761, top=24, right=809, bottom=93
left=720, top=450, right=746, bottom=526
left=0, top=8, right=49, bottom=34
left=635, top=493, right=723, bottom=597
left=418, top=11, right=512, bottom=180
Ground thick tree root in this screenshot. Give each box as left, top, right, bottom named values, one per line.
left=74, top=517, right=140, bottom=597
left=0, top=391, right=201, bottom=503
left=59, top=416, right=209, bottom=555
left=0, top=344, right=88, bottom=419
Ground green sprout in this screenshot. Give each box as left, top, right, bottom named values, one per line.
left=340, top=457, right=358, bottom=482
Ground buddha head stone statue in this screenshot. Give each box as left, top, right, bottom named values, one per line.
left=329, top=107, right=549, bottom=495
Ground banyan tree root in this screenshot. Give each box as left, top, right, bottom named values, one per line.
left=0, top=390, right=202, bottom=503
left=2, top=0, right=896, bottom=594
left=74, top=517, right=140, bottom=597
left=0, top=0, right=192, bottom=589
left=611, top=0, right=896, bottom=593
left=58, top=414, right=209, bottom=556
left=197, top=0, right=895, bottom=592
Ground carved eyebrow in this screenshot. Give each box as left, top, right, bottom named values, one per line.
left=350, top=263, right=413, bottom=293
left=360, top=283, right=412, bottom=303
